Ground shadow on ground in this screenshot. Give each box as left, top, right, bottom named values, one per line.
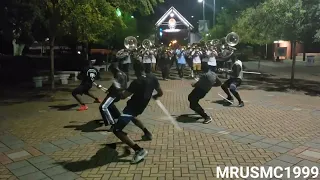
left=64, top=120, right=106, bottom=132
left=174, top=114, right=202, bottom=123
left=56, top=144, right=131, bottom=172
left=49, top=104, right=78, bottom=111
left=211, top=100, right=234, bottom=107
left=241, top=76, right=320, bottom=96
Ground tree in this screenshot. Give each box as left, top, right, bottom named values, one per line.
left=0, top=0, right=39, bottom=55
left=36, top=0, right=164, bottom=89
left=69, top=0, right=124, bottom=60
left=233, top=0, right=320, bottom=87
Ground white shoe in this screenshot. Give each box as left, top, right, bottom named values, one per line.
left=131, top=149, right=148, bottom=164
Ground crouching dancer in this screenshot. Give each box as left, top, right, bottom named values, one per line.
left=113, top=62, right=163, bottom=164
left=72, top=60, right=101, bottom=111
left=188, top=63, right=221, bottom=124
left=99, top=64, right=127, bottom=131
left=220, top=56, right=244, bottom=107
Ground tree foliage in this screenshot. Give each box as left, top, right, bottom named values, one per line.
left=0, top=0, right=40, bottom=44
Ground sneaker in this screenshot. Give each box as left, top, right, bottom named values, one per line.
left=131, top=149, right=148, bottom=164
left=77, top=105, right=88, bottom=111
left=203, top=116, right=213, bottom=124
left=141, top=133, right=152, bottom=141
left=94, top=99, right=102, bottom=103
left=238, top=101, right=244, bottom=107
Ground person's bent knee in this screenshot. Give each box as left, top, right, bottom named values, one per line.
left=72, top=90, right=78, bottom=97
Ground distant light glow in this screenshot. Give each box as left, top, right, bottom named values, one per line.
left=170, top=13, right=174, bottom=17
left=77, top=51, right=81, bottom=54
left=131, top=15, right=134, bottom=18
left=163, top=29, right=181, bottom=32
left=274, top=40, right=285, bottom=43
left=159, top=32, right=163, bottom=36
left=116, top=8, right=121, bottom=17
left=191, top=16, right=194, bottom=18
left=198, top=0, right=203, bottom=2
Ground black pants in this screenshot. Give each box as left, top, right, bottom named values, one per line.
left=209, top=65, right=216, bottom=72
left=72, top=84, right=95, bottom=105
left=120, top=63, right=130, bottom=81
left=188, top=87, right=209, bottom=119
left=221, top=78, right=243, bottom=103
left=161, top=64, right=170, bottom=79
left=177, top=63, right=185, bottom=78
left=99, top=95, right=121, bottom=126
left=144, top=63, right=151, bottom=74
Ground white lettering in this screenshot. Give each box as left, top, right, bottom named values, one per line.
left=240, top=166, right=250, bottom=178
left=274, top=167, right=283, bottom=178
left=230, top=166, right=239, bottom=178
left=216, top=166, right=229, bottom=178
left=260, top=166, right=273, bottom=178
left=250, top=166, right=260, bottom=178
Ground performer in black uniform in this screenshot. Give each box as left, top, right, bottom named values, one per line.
left=72, top=60, right=101, bottom=111
left=98, top=64, right=127, bottom=131
left=189, top=63, right=221, bottom=124
left=113, top=61, right=163, bottom=164
left=220, top=56, right=244, bottom=107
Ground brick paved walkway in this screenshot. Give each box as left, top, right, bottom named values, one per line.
left=0, top=70, right=319, bottom=180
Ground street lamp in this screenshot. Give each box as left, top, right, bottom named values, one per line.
left=198, top=0, right=205, bottom=20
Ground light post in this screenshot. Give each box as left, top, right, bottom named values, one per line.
left=198, top=0, right=205, bottom=20
left=213, top=0, right=215, bottom=26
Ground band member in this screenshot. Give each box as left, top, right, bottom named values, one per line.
left=176, top=47, right=186, bottom=79
left=119, top=49, right=131, bottom=81
left=220, top=56, right=244, bottom=107
left=207, top=46, right=218, bottom=72
left=191, top=48, right=202, bottom=77
left=72, top=60, right=101, bottom=111
left=185, top=48, right=193, bottom=77
left=188, top=63, right=220, bottom=124
left=98, top=64, right=127, bottom=131
left=158, top=47, right=171, bottom=80
left=142, top=50, right=152, bottom=74
left=151, top=52, right=157, bottom=72
left=113, top=61, right=163, bottom=164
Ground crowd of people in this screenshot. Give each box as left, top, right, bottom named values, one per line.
left=69, top=43, right=245, bottom=164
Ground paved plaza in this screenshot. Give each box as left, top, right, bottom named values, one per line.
left=0, top=69, right=320, bottom=180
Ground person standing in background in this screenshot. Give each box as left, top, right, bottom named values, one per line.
left=176, top=47, right=186, bottom=79
left=207, top=46, right=218, bottom=72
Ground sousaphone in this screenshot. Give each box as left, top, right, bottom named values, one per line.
left=116, top=36, right=138, bottom=59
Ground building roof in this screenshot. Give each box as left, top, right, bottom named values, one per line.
left=155, top=7, right=194, bottom=29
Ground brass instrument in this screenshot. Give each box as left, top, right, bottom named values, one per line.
left=117, top=36, right=138, bottom=59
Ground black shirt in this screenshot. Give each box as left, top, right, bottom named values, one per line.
left=124, top=73, right=160, bottom=116
left=79, top=67, right=99, bottom=86
left=194, top=71, right=217, bottom=92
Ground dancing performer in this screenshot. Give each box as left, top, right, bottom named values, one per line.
left=99, top=64, right=127, bottom=131
left=220, top=56, right=244, bottom=107
left=176, top=47, right=186, bottom=79
left=188, top=63, right=219, bottom=124
left=72, top=60, right=101, bottom=111
left=113, top=61, right=163, bottom=163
